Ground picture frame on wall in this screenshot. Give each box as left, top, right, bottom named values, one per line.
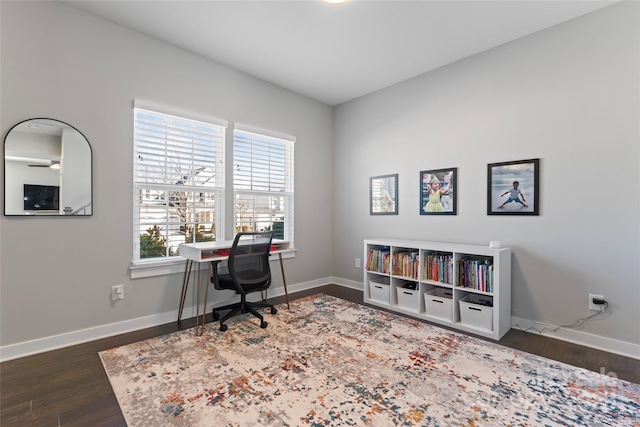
left=487, top=158, right=539, bottom=215
left=370, top=174, right=398, bottom=215
left=420, top=168, right=457, bottom=215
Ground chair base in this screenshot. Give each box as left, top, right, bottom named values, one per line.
left=212, top=294, right=277, bottom=331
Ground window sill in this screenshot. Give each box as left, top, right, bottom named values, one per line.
left=130, top=258, right=189, bottom=279
left=130, top=249, right=296, bottom=279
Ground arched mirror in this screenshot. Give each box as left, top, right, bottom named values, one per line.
left=4, top=118, right=92, bottom=216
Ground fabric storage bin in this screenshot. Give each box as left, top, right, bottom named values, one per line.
left=424, top=287, right=453, bottom=320
left=459, top=294, right=493, bottom=331
left=396, top=285, right=420, bottom=312
left=369, top=280, right=390, bottom=305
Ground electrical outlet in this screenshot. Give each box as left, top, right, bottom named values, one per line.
left=355, top=258, right=361, bottom=268
left=588, top=293, right=604, bottom=311
left=112, top=284, right=124, bottom=301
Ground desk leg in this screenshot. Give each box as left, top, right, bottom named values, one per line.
left=278, top=253, right=290, bottom=309
left=178, top=260, right=193, bottom=322
left=196, top=264, right=211, bottom=336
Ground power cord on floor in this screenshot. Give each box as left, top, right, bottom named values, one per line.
left=512, top=301, right=609, bottom=335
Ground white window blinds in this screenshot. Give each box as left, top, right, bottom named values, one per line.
left=134, top=108, right=224, bottom=188
left=233, top=129, right=294, bottom=241
left=133, top=108, right=225, bottom=260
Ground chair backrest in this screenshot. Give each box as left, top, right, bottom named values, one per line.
left=228, top=231, right=274, bottom=291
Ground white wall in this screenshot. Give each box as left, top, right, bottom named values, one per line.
left=0, top=1, right=333, bottom=349
left=333, top=2, right=639, bottom=349
left=60, top=127, right=92, bottom=214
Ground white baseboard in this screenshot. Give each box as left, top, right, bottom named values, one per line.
left=314, top=278, right=640, bottom=361
left=0, top=310, right=180, bottom=363
left=328, top=276, right=364, bottom=291
left=511, top=316, right=640, bottom=361
left=3, top=278, right=636, bottom=363
left=0, top=277, right=340, bottom=362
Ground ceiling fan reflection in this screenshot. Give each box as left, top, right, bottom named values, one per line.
left=28, top=160, right=60, bottom=169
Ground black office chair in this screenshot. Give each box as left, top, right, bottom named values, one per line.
left=210, top=231, right=277, bottom=331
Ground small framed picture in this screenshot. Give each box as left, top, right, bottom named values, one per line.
left=488, top=158, right=539, bottom=215
left=370, top=174, right=398, bottom=215
left=420, top=168, right=457, bottom=215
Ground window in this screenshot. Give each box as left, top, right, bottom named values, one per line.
left=233, top=129, right=294, bottom=243
left=133, top=107, right=225, bottom=261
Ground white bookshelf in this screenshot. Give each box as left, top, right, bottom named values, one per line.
left=364, top=238, right=511, bottom=340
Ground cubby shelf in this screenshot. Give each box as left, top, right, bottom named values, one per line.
left=364, top=238, right=511, bottom=340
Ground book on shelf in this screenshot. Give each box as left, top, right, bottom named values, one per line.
left=456, top=256, right=494, bottom=292
left=423, top=252, right=453, bottom=284
left=392, top=250, right=419, bottom=280
left=366, top=248, right=391, bottom=274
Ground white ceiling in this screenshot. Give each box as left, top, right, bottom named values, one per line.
left=61, top=0, right=616, bottom=106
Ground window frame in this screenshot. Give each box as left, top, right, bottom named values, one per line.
left=131, top=103, right=226, bottom=276
left=232, top=127, right=295, bottom=245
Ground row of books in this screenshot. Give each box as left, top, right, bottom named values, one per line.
left=366, top=248, right=390, bottom=274
left=457, top=257, right=494, bottom=292
left=423, top=253, right=454, bottom=285
left=367, top=249, right=494, bottom=292
left=392, top=251, right=419, bottom=280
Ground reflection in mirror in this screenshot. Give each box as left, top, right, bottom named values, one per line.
left=4, top=118, right=92, bottom=216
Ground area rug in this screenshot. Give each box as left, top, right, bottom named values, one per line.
left=99, top=294, right=640, bottom=426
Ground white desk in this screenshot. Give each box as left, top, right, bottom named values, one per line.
left=178, top=239, right=293, bottom=335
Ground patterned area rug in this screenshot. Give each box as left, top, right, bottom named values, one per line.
left=99, top=294, right=639, bottom=426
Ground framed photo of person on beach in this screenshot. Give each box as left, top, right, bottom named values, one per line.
left=370, top=174, right=398, bottom=215
left=420, top=168, right=457, bottom=215
left=487, top=158, right=539, bottom=216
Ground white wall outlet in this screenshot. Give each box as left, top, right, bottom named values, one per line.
left=355, top=258, right=361, bottom=268
left=588, top=293, right=604, bottom=311
left=112, top=284, right=124, bottom=301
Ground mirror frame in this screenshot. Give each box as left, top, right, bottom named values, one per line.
left=3, top=118, right=93, bottom=216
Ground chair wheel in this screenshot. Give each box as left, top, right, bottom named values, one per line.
left=260, top=321, right=268, bottom=329
left=212, top=311, right=220, bottom=321
left=271, top=307, right=277, bottom=315
left=220, top=324, right=228, bottom=332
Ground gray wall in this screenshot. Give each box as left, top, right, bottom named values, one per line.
left=1, top=1, right=638, bottom=355
left=333, top=2, right=639, bottom=346
left=0, top=1, right=333, bottom=347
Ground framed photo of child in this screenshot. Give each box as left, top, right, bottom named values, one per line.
left=487, top=158, right=539, bottom=215
left=370, top=174, right=398, bottom=215
left=420, top=168, right=457, bottom=215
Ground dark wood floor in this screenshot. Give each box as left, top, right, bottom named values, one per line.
left=1, top=284, right=638, bottom=427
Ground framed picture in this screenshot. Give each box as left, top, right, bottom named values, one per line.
left=487, top=158, right=539, bottom=215
left=420, top=168, right=457, bottom=215
left=370, top=174, right=398, bottom=215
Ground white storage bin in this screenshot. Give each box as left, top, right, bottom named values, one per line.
left=424, top=288, right=453, bottom=320
left=369, top=280, right=390, bottom=305
left=396, top=286, right=420, bottom=312
left=459, top=294, right=493, bottom=331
